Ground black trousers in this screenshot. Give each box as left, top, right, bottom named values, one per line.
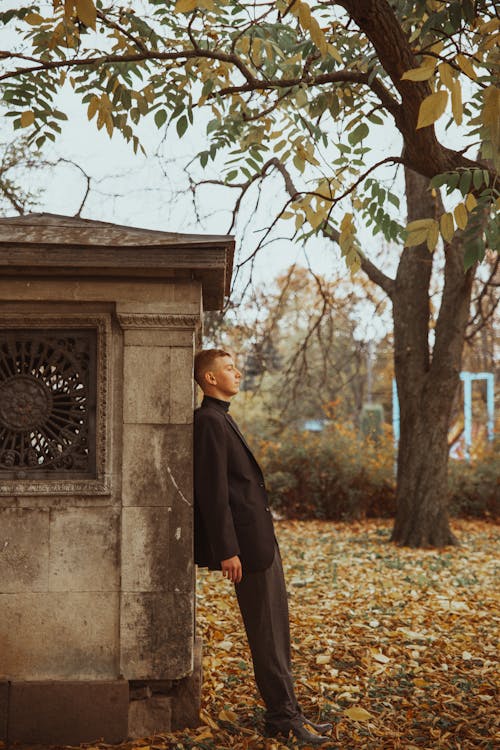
left=235, top=544, right=301, bottom=728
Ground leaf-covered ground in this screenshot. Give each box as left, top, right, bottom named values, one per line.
left=13, top=520, right=498, bottom=750
left=182, top=520, right=498, bottom=750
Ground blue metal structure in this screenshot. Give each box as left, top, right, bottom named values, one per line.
left=459, top=371, right=495, bottom=459
left=392, top=372, right=495, bottom=460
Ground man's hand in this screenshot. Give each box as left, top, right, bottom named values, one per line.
left=221, top=555, right=242, bottom=584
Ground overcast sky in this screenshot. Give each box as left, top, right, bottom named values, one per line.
left=0, top=3, right=473, bottom=341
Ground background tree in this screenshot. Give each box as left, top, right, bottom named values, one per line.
left=0, top=134, right=41, bottom=215
left=1, top=0, right=498, bottom=546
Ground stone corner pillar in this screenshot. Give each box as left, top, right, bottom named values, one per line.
left=117, top=311, right=200, bottom=734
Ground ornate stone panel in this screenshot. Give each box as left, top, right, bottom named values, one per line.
left=0, top=316, right=111, bottom=496
left=0, top=331, right=96, bottom=476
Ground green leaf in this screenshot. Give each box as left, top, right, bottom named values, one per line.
left=459, top=170, right=472, bottom=196
left=176, top=115, right=188, bottom=138
left=463, top=241, right=483, bottom=270
left=154, top=109, right=167, bottom=128
left=445, top=172, right=460, bottom=192
left=202, top=79, right=214, bottom=97
left=430, top=173, right=449, bottom=189
left=472, top=169, right=483, bottom=190
left=348, top=122, right=369, bottom=146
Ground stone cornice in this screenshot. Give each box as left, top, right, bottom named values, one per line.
left=116, top=313, right=200, bottom=330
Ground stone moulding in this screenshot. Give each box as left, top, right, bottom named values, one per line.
left=0, top=314, right=111, bottom=497
left=116, top=313, right=200, bottom=330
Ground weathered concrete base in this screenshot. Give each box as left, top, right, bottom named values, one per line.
left=128, top=694, right=173, bottom=738
left=171, top=636, right=203, bottom=730
left=128, top=636, right=203, bottom=738
left=6, top=680, right=129, bottom=744
left=1, top=641, right=201, bottom=745
left=0, top=681, right=8, bottom=742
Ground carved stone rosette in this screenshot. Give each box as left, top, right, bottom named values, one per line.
left=0, top=315, right=111, bottom=496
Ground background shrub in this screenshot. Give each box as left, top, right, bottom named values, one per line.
left=255, top=426, right=498, bottom=521
left=257, top=422, right=396, bottom=521
left=448, top=438, right=499, bottom=519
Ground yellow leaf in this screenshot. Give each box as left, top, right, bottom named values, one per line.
left=340, top=212, right=354, bottom=232
left=293, top=154, right=305, bottom=173
left=450, top=79, right=463, bottom=126
left=218, top=709, right=238, bottom=723
left=87, top=95, right=98, bottom=121
left=454, top=202, right=468, bottom=230
left=25, top=12, right=44, bottom=25
left=349, top=253, right=361, bottom=275
left=456, top=53, right=477, bottom=80
left=295, top=213, right=305, bottom=231
left=105, top=113, right=113, bottom=138
left=194, top=727, right=213, bottom=741
left=175, top=0, right=198, bottom=12
left=199, top=710, right=219, bottom=730
left=20, top=110, right=35, bottom=128
left=401, top=65, right=435, bottom=82
left=252, top=37, right=262, bottom=66
left=413, top=678, right=428, bottom=687
left=372, top=651, right=390, bottom=664
left=344, top=706, right=373, bottom=721
left=309, top=17, right=328, bottom=57
left=75, top=0, right=96, bottom=28
left=438, top=62, right=454, bottom=90
left=440, top=212, right=455, bottom=243
left=298, top=2, right=312, bottom=29
left=405, top=228, right=429, bottom=247
left=478, top=18, right=500, bottom=33
left=315, top=653, right=331, bottom=665
left=406, top=218, right=435, bottom=232
left=327, top=43, right=342, bottom=64
left=416, top=89, right=448, bottom=129
left=482, top=86, right=500, bottom=149
left=465, top=193, right=477, bottom=212
left=427, top=219, right=439, bottom=252
left=237, top=37, right=250, bottom=55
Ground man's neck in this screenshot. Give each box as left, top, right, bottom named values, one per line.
left=202, top=394, right=231, bottom=411
left=203, top=388, right=232, bottom=403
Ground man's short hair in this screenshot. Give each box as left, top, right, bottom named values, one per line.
left=194, top=348, right=231, bottom=386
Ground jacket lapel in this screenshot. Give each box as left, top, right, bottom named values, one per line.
left=201, top=399, right=263, bottom=475
left=225, top=413, right=252, bottom=453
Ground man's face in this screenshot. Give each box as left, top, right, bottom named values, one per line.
left=207, top=355, right=242, bottom=397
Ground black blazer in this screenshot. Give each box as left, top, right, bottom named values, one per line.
left=193, top=396, right=276, bottom=573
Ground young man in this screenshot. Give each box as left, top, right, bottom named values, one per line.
left=193, top=348, right=331, bottom=745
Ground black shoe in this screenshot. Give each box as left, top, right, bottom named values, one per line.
left=301, top=716, right=333, bottom=734
left=265, top=718, right=331, bottom=745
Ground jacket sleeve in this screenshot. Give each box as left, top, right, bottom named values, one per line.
left=194, top=412, right=240, bottom=562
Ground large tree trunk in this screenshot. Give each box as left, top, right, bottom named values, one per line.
left=390, top=168, right=475, bottom=547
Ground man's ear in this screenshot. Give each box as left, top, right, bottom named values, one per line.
left=204, top=370, right=217, bottom=386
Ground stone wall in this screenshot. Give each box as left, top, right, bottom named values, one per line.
left=0, top=279, right=201, bottom=742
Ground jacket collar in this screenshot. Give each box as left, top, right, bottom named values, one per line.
left=201, top=395, right=230, bottom=412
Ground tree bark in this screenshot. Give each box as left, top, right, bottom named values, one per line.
left=340, top=0, right=484, bottom=179
left=390, top=168, right=475, bottom=547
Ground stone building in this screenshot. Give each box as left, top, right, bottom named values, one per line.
left=0, top=213, right=234, bottom=743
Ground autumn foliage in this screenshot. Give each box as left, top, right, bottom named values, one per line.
left=254, top=424, right=499, bottom=522
left=258, top=420, right=396, bottom=521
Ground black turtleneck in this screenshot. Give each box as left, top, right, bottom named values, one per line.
left=202, top=395, right=230, bottom=412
